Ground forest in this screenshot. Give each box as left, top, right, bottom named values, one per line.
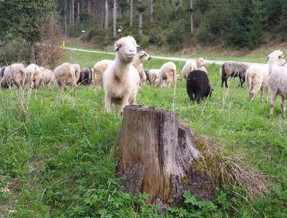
left=1, top=0, right=287, bottom=65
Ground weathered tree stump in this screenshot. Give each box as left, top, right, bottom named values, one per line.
left=116, top=105, right=215, bottom=205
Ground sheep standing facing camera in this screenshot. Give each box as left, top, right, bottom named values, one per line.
left=103, top=36, right=140, bottom=115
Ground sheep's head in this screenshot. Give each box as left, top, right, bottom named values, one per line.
left=137, top=51, right=152, bottom=62
left=196, top=57, right=206, bottom=67
left=267, top=50, right=286, bottom=66
left=114, top=36, right=139, bottom=63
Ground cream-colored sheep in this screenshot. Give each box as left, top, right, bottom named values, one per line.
left=1, top=63, right=26, bottom=89
left=41, top=67, right=55, bottom=86
left=196, top=57, right=208, bottom=74
left=54, top=63, right=81, bottom=92
left=146, top=69, right=160, bottom=85
left=155, top=62, right=177, bottom=87
left=245, top=65, right=269, bottom=102
left=181, top=57, right=207, bottom=79
left=26, top=64, right=43, bottom=88
left=92, top=60, right=113, bottom=87
left=132, top=50, right=151, bottom=85
left=103, top=36, right=140, bottom=115
left=267, top=50, right=287, bottom=116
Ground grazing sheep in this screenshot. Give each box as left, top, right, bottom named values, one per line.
left=145, top=69, right=159, bottom=85
left=92, top=60, right=113, bottom=87
left=41, top=67, right=55, bottom=86
left=0, top=66, right=8, bottom=88
left=54, top=63, right=81, bottom=92
left=181, top=60, right=197, bottom=79
left=186, top=70, right=212, bottom=103
left=103, top=36, right=140, bottom=115
left=181, top=57, right=207, bottom=79
left=245, top=65, right=269, bottom=102
left=155, top=62, right=177, bottom=87
left=267, top=50, right=287, bottom=116
left=26, top=64, right=43, bottom=88
left=1, top=63, right=26, bottom=89
left=132, top=51, right=151, bottom=85
left=220, top=62, right=249, bottom=88
left=78, top=67, right=93, bottom=85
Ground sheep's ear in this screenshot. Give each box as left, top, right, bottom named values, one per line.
left=114, top=41, right=122, bottom=52
left=136, top=44, right=140, bottom=48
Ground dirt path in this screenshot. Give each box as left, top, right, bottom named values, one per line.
left=66, top=47, right=265, bottom=66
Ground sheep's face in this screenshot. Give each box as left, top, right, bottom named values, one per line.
left=196, top=58, right=205, bottom=67
left=138, top=51, right=151, bottom=61
left=115, top=36, right=139, bottom=63
left=268, top=50, right=286, bottom=66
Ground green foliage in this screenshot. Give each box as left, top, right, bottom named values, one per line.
left=0, top=40, right=30, bottom=65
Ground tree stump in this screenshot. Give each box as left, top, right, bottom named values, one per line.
left=116, top=106, right=215, bottom=205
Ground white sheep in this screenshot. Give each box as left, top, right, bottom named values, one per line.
left=103, top=36, right=140, bottom=115
left=41, top=67, right=55, bottom=86
left=181, top=57, right=207, bottom=79
left=1, top=63, right=26, bottom=89
left=132, top=50, right=151, bottom=85
left=245, top=64, right=269, bottom=102
left=26, top=64, right=43, bottom=88
left=92, top=59, right=113, bottom=87
left=155, top=61, right=177, bottom=87
left=54, top=63, right=81, bottom=92
left=146, top=69, right=160, bottom=85
left=267, top=50, right=287, bottom=116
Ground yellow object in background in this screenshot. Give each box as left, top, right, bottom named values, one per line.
left=62, top=39, right=66, bottom=51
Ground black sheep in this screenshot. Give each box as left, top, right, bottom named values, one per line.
left=186, top=70, right=212, bottom=103
left=78, top=67, right=93, bottom=85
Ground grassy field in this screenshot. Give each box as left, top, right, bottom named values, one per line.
left=0, top=50, right=287, bottom=217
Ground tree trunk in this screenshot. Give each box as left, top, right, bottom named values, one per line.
left=30, top=42, right=36, bottom=64
left=130, top=0, right=133, bottom=28
left=116, top=106, right=215, bottom=205
left=138, top=0, right=143, bottom=36
left=71, top=0, right=75, bottom=25
left=104, top=0, right=109, bottom=30
left=77, top=0, right=80, bottom=24
left=150, top=0, right=154, bottom=22
left=87, top=0, right=91, bottom=14
left=190, top=0, right=194, bottom=35
left=64, top=0, right=67, bottom=36
left=113, top=0, right=117, bottom=38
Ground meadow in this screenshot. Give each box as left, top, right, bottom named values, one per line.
left=0, top=50, right=287, bottom=217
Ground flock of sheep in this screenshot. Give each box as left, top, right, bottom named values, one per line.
left=0, top=35, right=287, bottom=117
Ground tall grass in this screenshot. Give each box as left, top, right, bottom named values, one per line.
left=0, top=50, right=286, bottom=217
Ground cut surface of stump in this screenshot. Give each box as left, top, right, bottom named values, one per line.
left=116, top=105, right=213, bottom=204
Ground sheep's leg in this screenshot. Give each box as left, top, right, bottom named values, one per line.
left=281, top=96, right=285, bottom=118
left=119, top=96, right=129, bottom=115
left=105, top=95, right=112, bottom=113
left=270, top=94, right=277, bottom=115
left=249, top=92, right=255, bottom=102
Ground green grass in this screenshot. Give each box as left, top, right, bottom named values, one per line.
left=0, top=50, right=287, bottom=217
